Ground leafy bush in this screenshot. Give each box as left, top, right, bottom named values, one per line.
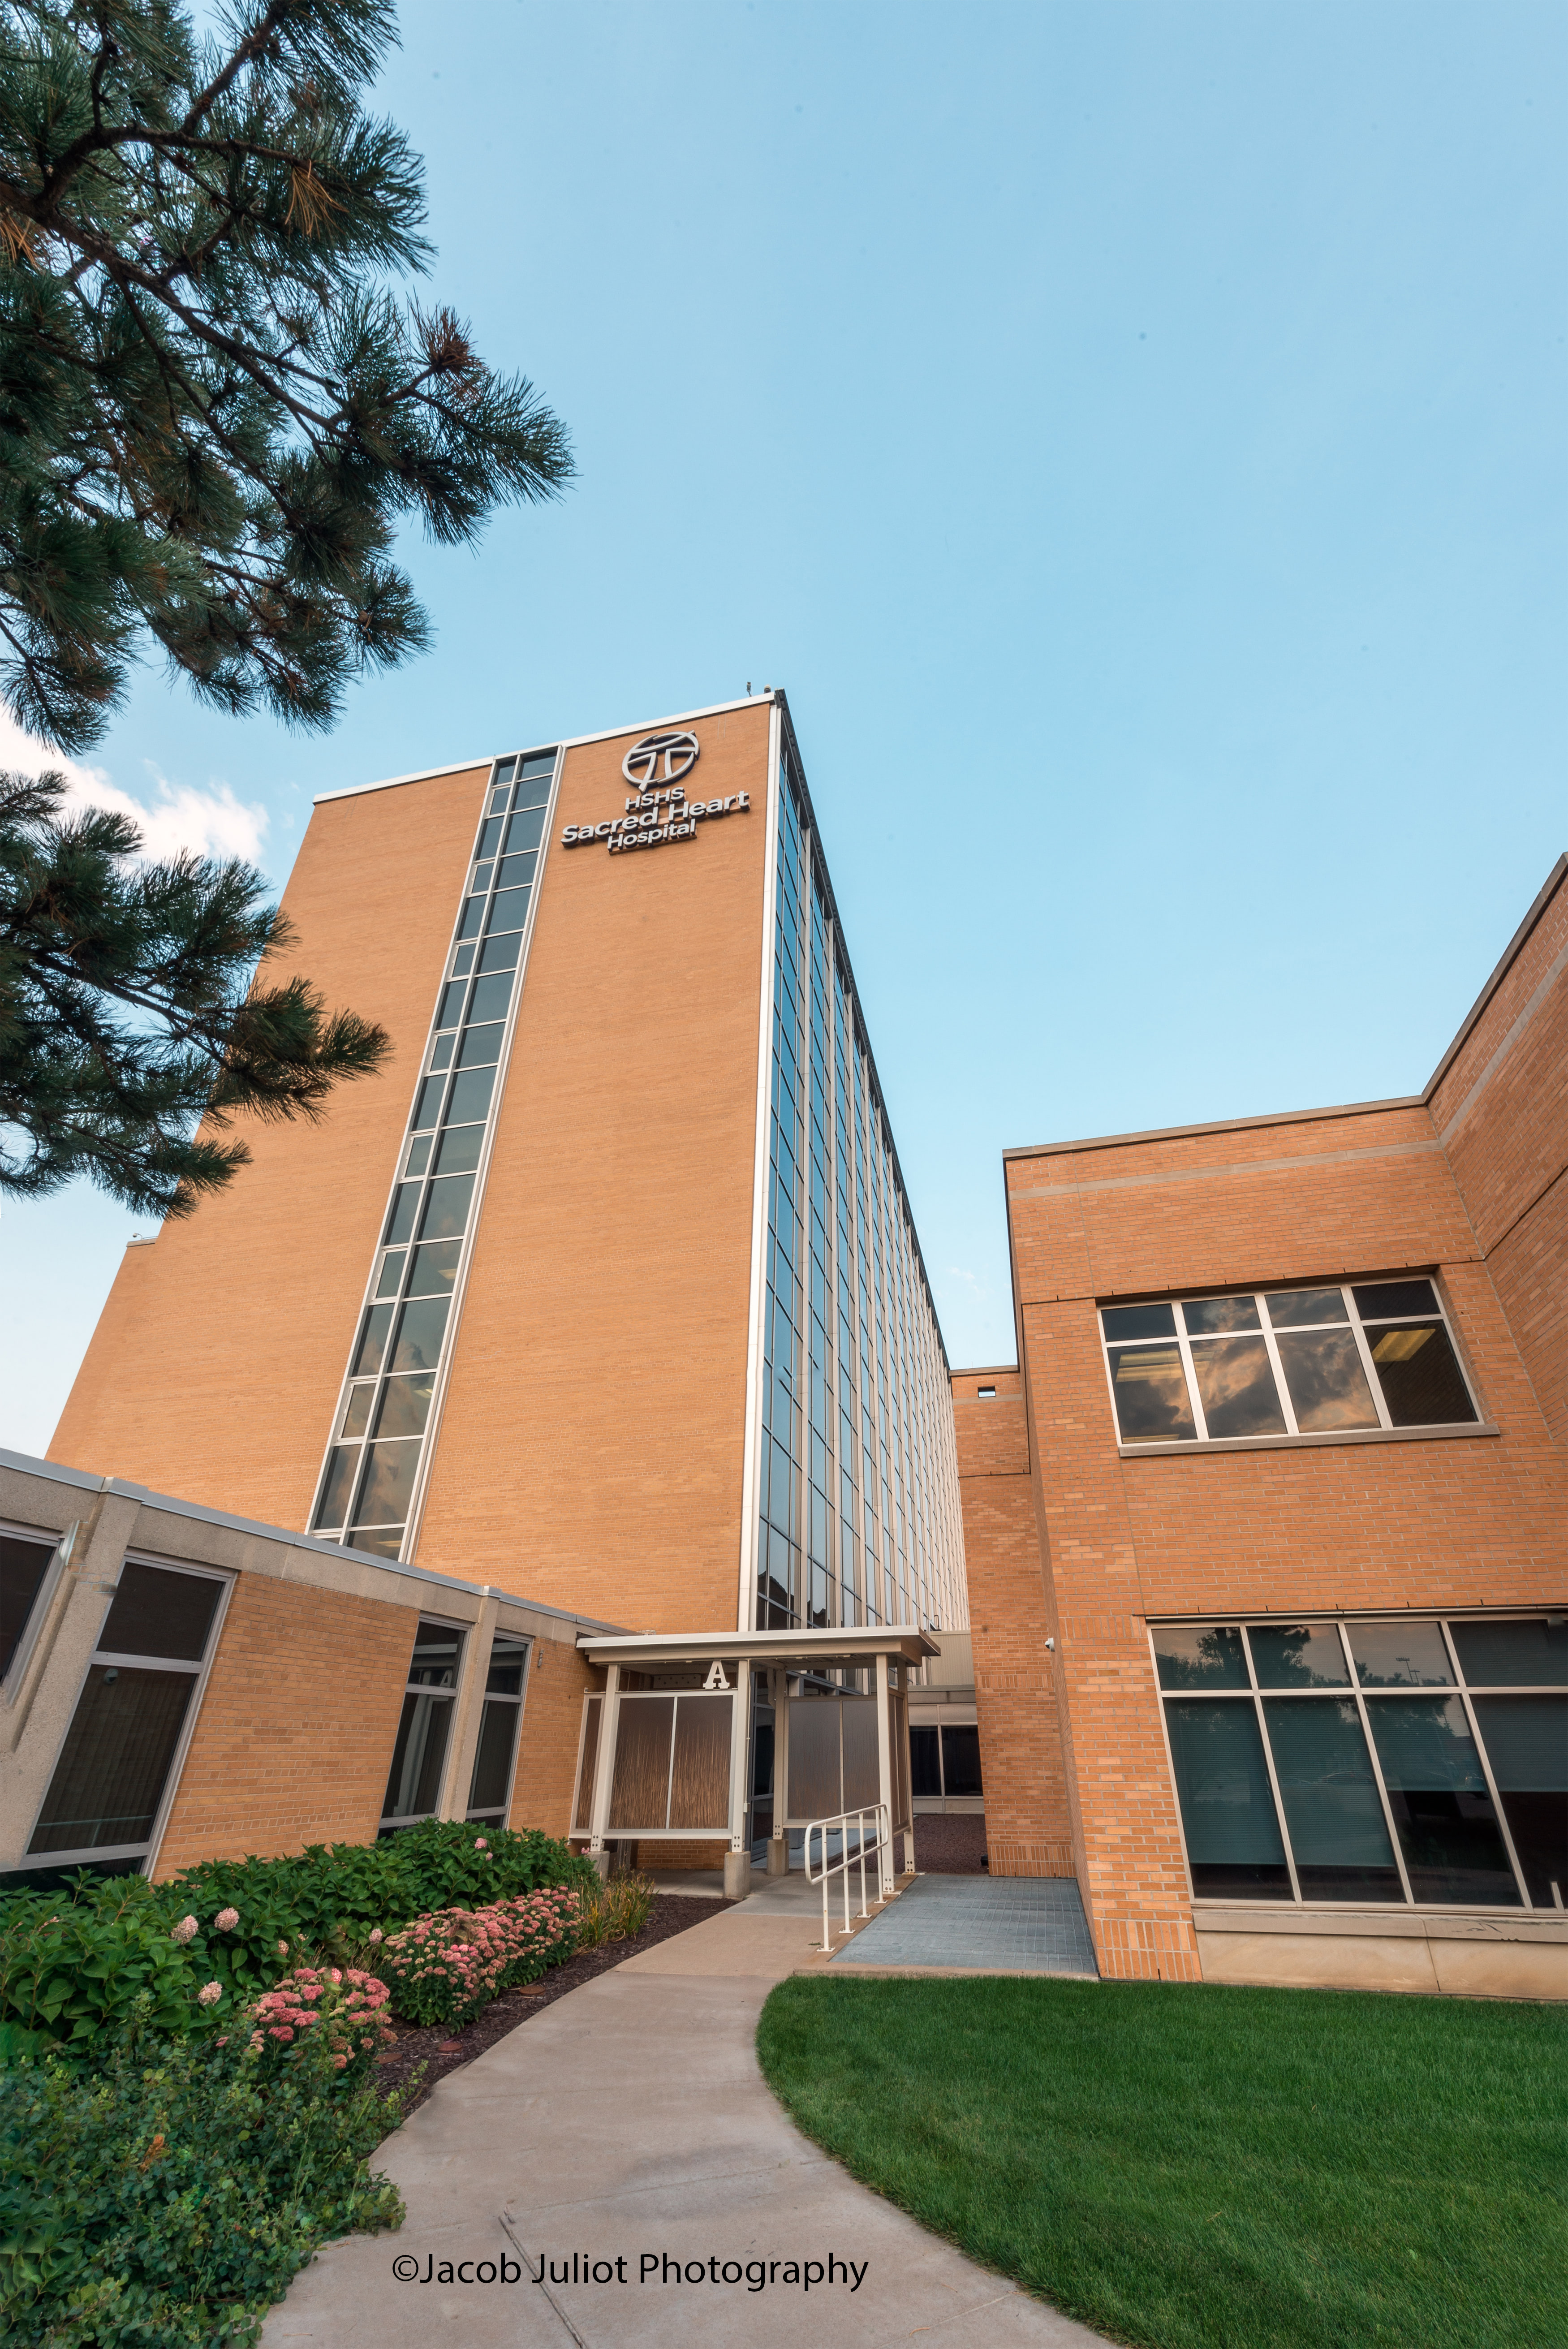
left=0, top=1882, right=227, bottom=2053
left=0, top=2003, right=404, bottom=2347
left=576, top=1871, right=656, bottom=1948
left=0, top=1822, right=593, bottom=2056
left=378, top=1888, right=579, bottom=2029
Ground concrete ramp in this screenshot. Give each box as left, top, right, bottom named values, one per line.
left=829, top=1873, right=1099, bottom=1976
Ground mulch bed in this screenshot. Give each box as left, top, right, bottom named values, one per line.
left=375, top=1894, right=732, bottom=2117
left=912, top=1813, right=989, bottom=1873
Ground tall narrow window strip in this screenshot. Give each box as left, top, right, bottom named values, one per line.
left=309, top=751, right=559, bottom=1559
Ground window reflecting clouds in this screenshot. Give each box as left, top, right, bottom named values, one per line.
left=1154, top=1615, right=1559, bottom=1911
left=1101, top=1280, right=1479, bottom=1447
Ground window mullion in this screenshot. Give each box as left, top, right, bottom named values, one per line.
left=1345, top=1289, right=1394, bottom=1431
left=1442, top=1619, right=1534, bottom=1908
left=1242, top=1631, right=1301, bottom=1904
left=1256, top=1297, right=1299, bottom=1437
left=1172, top=1306, right=1208, bottom=1442
left=1341, top=1621, right=1415, bottom=1905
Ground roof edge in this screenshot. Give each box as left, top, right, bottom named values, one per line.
left=1422, top=851, right=1568, bottom=1103
left=1002, top=1095, right=1427, bottom=1164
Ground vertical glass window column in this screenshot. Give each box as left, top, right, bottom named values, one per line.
left=467, top=1632, right=530, bottom=1826
left=757, top=767, right=808, bottom=1629
left=832, top=961, right=862, bottom=1625
left=806, top=877, right=836, bottom=1629
left=311, top=752, right=557, bottom=1560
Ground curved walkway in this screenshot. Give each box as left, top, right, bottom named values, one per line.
left=262, top=1876, right=1110, bottom=2349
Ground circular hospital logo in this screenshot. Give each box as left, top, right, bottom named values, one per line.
left=622, top=729, right=700, bottom=788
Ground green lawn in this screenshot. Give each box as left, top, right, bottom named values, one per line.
left=755, top=1975, right=1566, bottom=2349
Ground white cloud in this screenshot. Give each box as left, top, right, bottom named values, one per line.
left=0, top=707, right=268, bottom=865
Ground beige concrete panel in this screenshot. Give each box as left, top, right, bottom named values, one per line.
left=1429, top=1939, right=1568, bottom=2001
left=1197, top=1930, right=1441, bottom=1995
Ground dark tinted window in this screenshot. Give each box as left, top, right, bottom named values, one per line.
left=909, top=1725, right=941, bottom=1798
left=1353, top=1280, right=1438, bottom=1321
left=1101, top=1302, right=1176, bottom=1342
left=1, top=1533, right=56, bottom=1679
left=941, top=1724, right=984, bottom=1796
left=1365, top=1323, right=1477, bottom=1426
left=100, top=1562, right=222, bottom=1661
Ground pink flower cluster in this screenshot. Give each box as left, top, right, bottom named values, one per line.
left=249, top=1965, right=395, bottom=2073
left=378, top=1888, right=580, bottom=2029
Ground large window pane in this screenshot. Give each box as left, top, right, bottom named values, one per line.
left=408, top=1620, right=462, bottom=1689
left=573, top=1695, right=602, bottom=1832
left=373, top=1374, right=435, bottom=1440
left=433, top=1123, right=483, bottom=1177
left=1274, top=1328, right=1378, bottom=1431
left=506, top=805, right=547, bottom=852
left=1470, top=1695, right=1568, bottom=1908
left=99, top=1563, right=222, bottom=1661
left=457, top=1021, right=505, bottom=1068
left=1154, top=1625, right=1249, bottom=1690
left=1164, top=1698, right=1290, bottom=1897
left=485, top=1634, right=529, bottom=1695
left=1102, top=1303, right=1176, bottom=1342
left=444, top=1066, right=495, bottom=1125
left=1248, top=1624, right=1350, bottom=1688
left=1265, top=1287, right=1347, bottom=1327
left=1262, top=1698, right=1401, bottom=1901
left=468, top=1698, right=521, bottom=1818
left=29, top=1665, right=195, bottom=1852
left=1348, top=1621, right=1452, bottom=1686
left=941, top=1724, right=983, bottom=1796
left=418, top=1175, right=474, bottom=1243
left=485, top=887, right=530, bottom=935
left=1183, top=1297, right=1261, bottom=1334
left=1189, top=1336, right=1286, bottom=1439
left=390, top=1295, right=449, bottom=1373
left=1365, top=1323, right=1477, bottom=1426
left=910, top=1724, right=941, bottom=1798
left=353, top=1440, right=420, bottom=1528
left=466, top=971, right=514, bottom=1024
left=1108, top=1344, right=1195, bottom=1443
left=1451, top=1617, right=1568, bottom=1688
left=383, top=1690, right=453, bottom=1819
left=314, top=1444, right=361, bottom=1529
left=1364, top=1696, right=1521, bottom=1905
left=1, top=1533, right=56, bottom=1679
left=407, top=1240, right=463, bottom=1297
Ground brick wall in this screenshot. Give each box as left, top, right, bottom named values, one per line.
left=153, top=1576, right=416, bottom=1876
left=1430, top=858, right=1568, bottom=1450
left=950, top=1370, right=1073, bottom=1877
left=1004, top=1095, right=1566, bottom=1980
left=508, top=1638, right=599, bottom=1840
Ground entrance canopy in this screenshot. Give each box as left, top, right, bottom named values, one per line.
left=576, top=1626, right=941, bottom=1672
left=571, top=1627, right=943, bottom=1888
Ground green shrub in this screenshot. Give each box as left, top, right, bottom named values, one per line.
left=0, top=1881, right=224, bottom=2053
left=0, top=1822, right=594, bottom=2056
left=0, top=2003, right=404, bottom=2347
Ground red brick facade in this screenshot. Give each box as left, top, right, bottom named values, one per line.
left=957, top=857, right=1568, bottom=1987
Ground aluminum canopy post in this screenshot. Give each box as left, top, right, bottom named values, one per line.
left=587, top=1662, right=620, bottom=1879
left=724, top=1654, right=752, bottom=1899
left=874, top=1651, right=895, bottom=1899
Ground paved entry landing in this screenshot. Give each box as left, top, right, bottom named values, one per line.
left=831, top=1873, right=1100, bottom=1976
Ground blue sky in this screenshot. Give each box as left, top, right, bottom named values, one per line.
left=5, top=0, right=1565, bottom=1456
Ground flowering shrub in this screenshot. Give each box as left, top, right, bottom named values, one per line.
left=378, top=1889, right=580, bottom=2029
left=0, top=1996, right=405, bottom=2346
left=250, top=1967, right=394, bottom=2084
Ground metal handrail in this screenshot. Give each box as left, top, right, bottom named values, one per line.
left=803, top=1803, right=893, bottom=1952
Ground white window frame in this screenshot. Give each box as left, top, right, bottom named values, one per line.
left=1102, top=1276, right=1483, bottom=1450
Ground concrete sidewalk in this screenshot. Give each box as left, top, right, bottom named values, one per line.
left=262, top=1875, right=1110, bottom=2348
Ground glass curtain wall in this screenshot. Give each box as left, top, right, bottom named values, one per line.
left=1154, top=1615, right=1566, bottom=1909
left=756, top=743, right=964, bottom=1633
left=310, top=750, right=558, bottom=1559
